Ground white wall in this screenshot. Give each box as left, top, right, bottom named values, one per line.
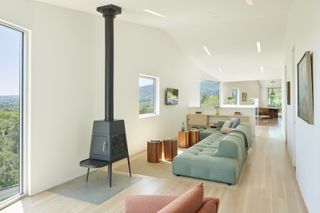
left=1, top=0, right=94, bottom=195
left=0, top=0, right=204, bottom=195
left=284, top=0, right=320, bottom=212
left=222, top=81, right=260, bottom=105
left=90, top=17, right=202, bottom=156
left=259, top=86, right=268, bottom=107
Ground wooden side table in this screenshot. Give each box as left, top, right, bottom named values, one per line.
left=147, top=140, right=162, bottom=163
left=189, top=129, right=200, bottom=146
left=163, top=139, right=178, bottom=161
left=178, top=131, right=190, bottom=148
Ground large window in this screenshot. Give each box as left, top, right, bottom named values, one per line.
left=139, top=75, right=158, bottom=117
left=0, top=24, right=24, bottom=203
left=268, top=87, right=282, bottom=107
left=200, top=80, right=220, bottom=107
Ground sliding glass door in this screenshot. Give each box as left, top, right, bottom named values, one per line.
left=0, top=24, right=24, bottom=203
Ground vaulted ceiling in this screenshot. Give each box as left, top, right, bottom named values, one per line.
left=35, top=0, right=293, bottom=82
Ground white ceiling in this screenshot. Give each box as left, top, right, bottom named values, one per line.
left=34, top=0, right=292, bottom=82
left=259, top=80, right=282, bottom=88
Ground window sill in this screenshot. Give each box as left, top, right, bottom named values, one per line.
left=139, top=113, right=159, bottom=119
left=0, top=193, right=25, bottom=211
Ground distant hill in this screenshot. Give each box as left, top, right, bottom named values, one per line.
left=139, top=85, right=154, bottom=102
left=0, top=96, right=19, bottom=109
left=200, top=81, right=219, bottom=96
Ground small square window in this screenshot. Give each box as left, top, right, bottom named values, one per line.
left=200, top=80, right=220, bottom=107
left=139, top=75, right=159, bottom=117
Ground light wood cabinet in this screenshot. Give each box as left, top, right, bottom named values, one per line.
left=187, top=114, right=208, bottom=126
left=187, top=114, right=250, bottom=129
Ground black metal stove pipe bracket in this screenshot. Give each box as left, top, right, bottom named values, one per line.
left=97, top=5, right=122, bottom=121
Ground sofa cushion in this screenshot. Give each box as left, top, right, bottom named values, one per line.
left=220, top=120, right=232, bottom=133
left=230, top=117, right=240, bottom=128
left=125, top=195, right=176, bottom=213
left=173, top=123, right=250, bottom=185
left=216, top=121, right=225, bottom=130
left=198, top=197, right=220, bottom=213
left=158, top=183, right=204, bottom=213
left=220, top=127, right=231, bottom=134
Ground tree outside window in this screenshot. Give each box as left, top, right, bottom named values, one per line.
left=139, top=75, right=158, bottom=116
left=268, top=87, right=282, bottom=107
left=0, top=23, right=23, bottom=202
left=200, top=80, right=220, bottom=107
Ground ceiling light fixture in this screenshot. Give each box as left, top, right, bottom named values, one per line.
left=246, top=0, right=253, bottom=6
left=270, top=80, right=275, bottom=96
left=143, top=9, right=166, bottom=18
left=203, top=46, right=212, bottom=56
left=260, top=66, right=264, bottom=73
left=219, top=67, right=223, bottom=72
left=256, top=41, right=261, bottom=53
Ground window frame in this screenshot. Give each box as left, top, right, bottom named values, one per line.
left=138, top=74, right=159, bottom=118
left=0, top=19, right=29, bottom=209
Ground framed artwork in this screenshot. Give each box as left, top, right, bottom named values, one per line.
left=297, top=51, right=314, bottom=124
left=241, top=92, right=247, bottom=102
left=286, top=81, right=291, bottom=105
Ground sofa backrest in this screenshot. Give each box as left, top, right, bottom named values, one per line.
left=214, top=124, right=250, bottom=165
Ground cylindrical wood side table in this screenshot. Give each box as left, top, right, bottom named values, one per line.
left=163, top=139, right=178, bottom=161
left=178, top=131, right=190, bottom=148
left=189, top=129, right=200, bottom=146
left=147, top=140, right=162, bottom=163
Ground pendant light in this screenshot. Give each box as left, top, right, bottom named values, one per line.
left=270, top=81, right=275, bottom=96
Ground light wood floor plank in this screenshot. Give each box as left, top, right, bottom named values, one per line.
left=1, top=125, right=307, bottom=213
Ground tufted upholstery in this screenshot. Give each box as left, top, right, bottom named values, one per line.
left=173, top=123, right=251, bottom=184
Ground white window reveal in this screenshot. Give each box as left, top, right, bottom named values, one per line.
left=138, top=75, right=159, bottom=118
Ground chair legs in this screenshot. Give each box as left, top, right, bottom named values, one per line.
left=127, top=156, right=132, bottom=177
left=108, top=164, right=112, bottom=188
left=86, top=168, right=90, bottom=183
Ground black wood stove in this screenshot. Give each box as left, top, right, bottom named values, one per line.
left=80, top=4, right=132, bottom=188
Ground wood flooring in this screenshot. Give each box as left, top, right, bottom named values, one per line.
left=1, top=125, right=307, bottom=213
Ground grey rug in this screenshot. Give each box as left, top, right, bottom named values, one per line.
left=49, top=171, right=141, bottom=204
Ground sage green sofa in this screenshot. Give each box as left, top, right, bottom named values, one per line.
left=172, top=123, right=251, bottom=185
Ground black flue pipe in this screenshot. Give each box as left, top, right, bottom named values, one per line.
left=97, top=5, right=122, bottom=121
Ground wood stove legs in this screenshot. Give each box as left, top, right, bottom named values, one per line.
left=108, top=164, right=112, bottom=187
left=81, top=156, right=132, bottom=188
left=86, top=168, right=90, bottom=183
left=108, top=156, right=132, bottom=187
left=127, top=156, right=132, bottom=177
left=107, top=156, right=131, bottom=187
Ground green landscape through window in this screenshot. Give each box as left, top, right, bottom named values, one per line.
left=200, top=80, right=220, bottom=107
left=139, top=76, right=156, bottom=115
left=0, top=24, right=23, bottom=202
left=268, top=87, right=282, bottom=108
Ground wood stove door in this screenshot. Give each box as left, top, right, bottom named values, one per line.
left=90, top=135, right=110, bottom=161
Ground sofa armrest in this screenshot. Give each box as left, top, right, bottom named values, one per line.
left=125, top=195, right=176, bottom=213
left=214, top=131, right=247, bottom=160
left=125, top=195, right=219, bottom=213
left=198, top=197, right=219, bottom=213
